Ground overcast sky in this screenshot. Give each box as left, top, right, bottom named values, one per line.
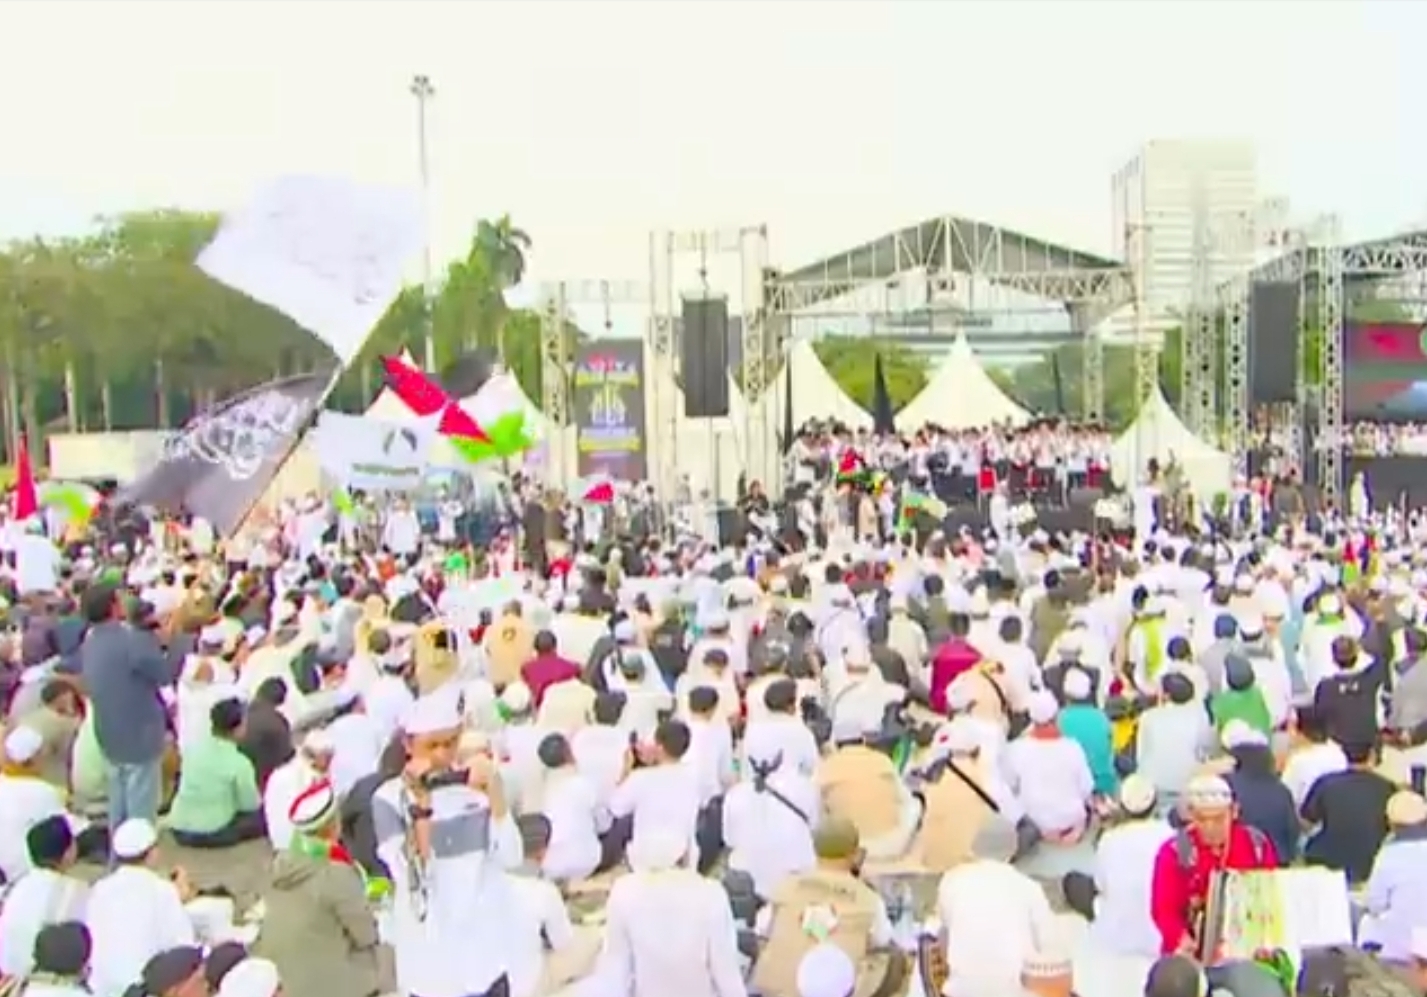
left=2, top=0, right=1422, bottom=301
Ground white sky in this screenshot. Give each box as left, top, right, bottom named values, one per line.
left=2, top=0, right=1424, bottom=325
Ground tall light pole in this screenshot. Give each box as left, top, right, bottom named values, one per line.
left=410, top=73, right=436, bottom=372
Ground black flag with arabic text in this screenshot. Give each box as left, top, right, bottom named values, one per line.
left=115, top=371, right=332, bottom=537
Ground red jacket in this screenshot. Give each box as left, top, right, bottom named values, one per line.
left=1149, top=823, right=1278, bottom=955
left=929, top=638, right=982, bottom=713
left=522, top=654, right=582, bottom=708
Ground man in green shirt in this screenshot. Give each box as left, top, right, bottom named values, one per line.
left=1209, top=654, right=1273, bottom=740
left=168, top=698, right=265, bottom=848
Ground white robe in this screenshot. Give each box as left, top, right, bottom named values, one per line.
left=86, top=865, right=196, bottom=997
left=0, top=869, right=88, bottom=977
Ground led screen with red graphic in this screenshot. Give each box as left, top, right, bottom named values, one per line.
left=1344, top=321, right=1427, bottom=419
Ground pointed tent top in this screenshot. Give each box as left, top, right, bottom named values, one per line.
left=896, top=333, right=1028, bottom=430
left=1110, top=381, right=1233, bottom=496
left=364, top=347, right=428, bottom=421
left=785, top=339, right=871, bottom=429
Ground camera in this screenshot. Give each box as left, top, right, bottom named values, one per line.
left=419, top=768, right=469, bottom=790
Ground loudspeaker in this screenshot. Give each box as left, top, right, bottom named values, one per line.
left=681, top=296, right=731, bottom=418
left=1248, top=282, right=1300, bottom=404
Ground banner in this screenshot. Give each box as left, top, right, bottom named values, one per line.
left=573, top=341, right=647, bottom=481
left=198, top=175, right=425, bottom=365
left=116, top=372, right=331, bottom=537
left=310, top=411, right=434, bottom=491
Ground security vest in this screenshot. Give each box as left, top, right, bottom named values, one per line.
left=753, top=868, right=880, bottom=997
left=414, top=620, right=460, bottom=696
left=818, top=745, right=903, bottom=840
left=913, top=754, right=998, bottom=873
left=1133, top=617, right=1166, bottom=683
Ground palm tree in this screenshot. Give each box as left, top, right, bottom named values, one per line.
left=472, top=216, right=532, bottom=363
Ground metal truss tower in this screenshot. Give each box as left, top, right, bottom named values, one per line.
left=537, top=279, right=649, bottom=487
left=1182, top=178, right=1217, bottom=438
left=1219, top=233, right=1427, bottom=503
left=762, top=216, right=1132, bottom=425
left=649, top=227, right=770, bottom=496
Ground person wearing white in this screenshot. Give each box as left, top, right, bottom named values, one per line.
left=0, top=816, right=89, bottom=978
left=0, top=727, right=76, bottom=883
left=175, top=627, right=240, bottom=757
left=535, top=734, right=609, bottom=884
left=608, top=719, right=703, bottom=870
left=722, top=744, right=818, bottom=900
left=85, top=819, right=197, bottom=997
left=382, top=501, right=422, bottom=559
left=936, top=818, right=1057, bottom=997
left=263, top=731, right=336, bottom=852
left=373, top=695, right=523, bottom=997
left=15, top=521, right=60, bottom=596
left=572, top=695, right=634, bottom=810
left=741, top=679, right=820, bottom=781
left=594, top=829, right=747, bottom=997
left=506, top=813, right=597, bottom=997
left=1001, top=693, right=1094, bottom=839
left=1081, top=777, right=1174, bottom=958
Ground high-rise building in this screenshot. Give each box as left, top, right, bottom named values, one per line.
left=1108, top=141, right=1259, bottom=345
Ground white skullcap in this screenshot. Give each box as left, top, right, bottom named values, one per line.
left=796, top=944, right=857, bottom=997
left=218, top=958, right=282, bottom=997
left=560, top=593, right=581, bottom=612
left=1062, top=668, right=1092, bottom=701
left=1319, top=593, right=1342, bottom=615
left=111, top=818, right=159, bottom=860
left=1027, top=691, right=1059, bottom=725
left=613, top=619, right=637, bottom=643
left=500, top=681, right=533, bottom=714
left=244, top=625, right=267, bottom=646
left=1185, top=774, right=1235, bottom=809
left=272, top=601, right=296, bottom=626
left=1255, top=583, right=1289, bottom=619
left=1057, top=629, right=1085, bottom=655
left=1221, top=719, right=1268, bottom=750
left=199, top=624, right=227, bottom=647
left=628, top=828, right=687, bottom=873
left=1237, top=614, right=1265, bottom=637
left=3, top=726, right=42, bottom=764
left=402, top=694, right=462, bottom=736
left=769, top=576, right=790, bottom=595
left=1118, top=774, right=1157, bottom=815
left=302, top=728, right=336, bottom=755
left=1233, top=575, right=1255, bottom=594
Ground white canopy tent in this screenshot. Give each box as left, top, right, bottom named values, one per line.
left=775, top=339, right=871, bottom=429
left=1110, top=384, right=1233, bottom=496
left=896, top=335, right=1030, bottom=430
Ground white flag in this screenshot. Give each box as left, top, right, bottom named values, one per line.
left=198, top=175, right=425, bottom=364
left=309, top=411, right=435, bottom=492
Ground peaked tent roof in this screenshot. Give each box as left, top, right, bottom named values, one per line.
left=896, top=335, right=1030, bottom=430
left=782, top=339, right=871, bottom=429
left=1110, top=384, right=1232, bottom=497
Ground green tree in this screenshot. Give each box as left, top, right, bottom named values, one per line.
left=807, top=336, right=929, bottom=411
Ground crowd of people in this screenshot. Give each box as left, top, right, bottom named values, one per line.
left=0, top=450, right=1423, bottom=997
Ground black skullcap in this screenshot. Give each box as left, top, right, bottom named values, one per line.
left=141, top=946, right=205, bottom=996
left=27, top=814, right=73, bottom=868
left=33, top=921, right=90, bottom=976
left=1160, top=672, right=1195, bottom=705
left=1143, top=955, right=1202, bottom=997
left=1224, top=653, right=1255, bottom=692
left=203, top=942, right=249, bottom=990
left=209, top=697, right=245, bottom=735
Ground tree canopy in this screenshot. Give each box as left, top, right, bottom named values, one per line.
left=1, top=207, right=1408, bottom=466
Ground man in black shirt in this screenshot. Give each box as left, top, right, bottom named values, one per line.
left=1301, top=739, right=1396, bottom=884
left=1313, top=635, right=1386, bottom=748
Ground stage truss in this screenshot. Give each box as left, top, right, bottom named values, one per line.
left=538, top=227, right=770, bottom=499
left=1218, top=234, right=1427, bottom=502
left=763, top=216, right=1135, bottom=427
